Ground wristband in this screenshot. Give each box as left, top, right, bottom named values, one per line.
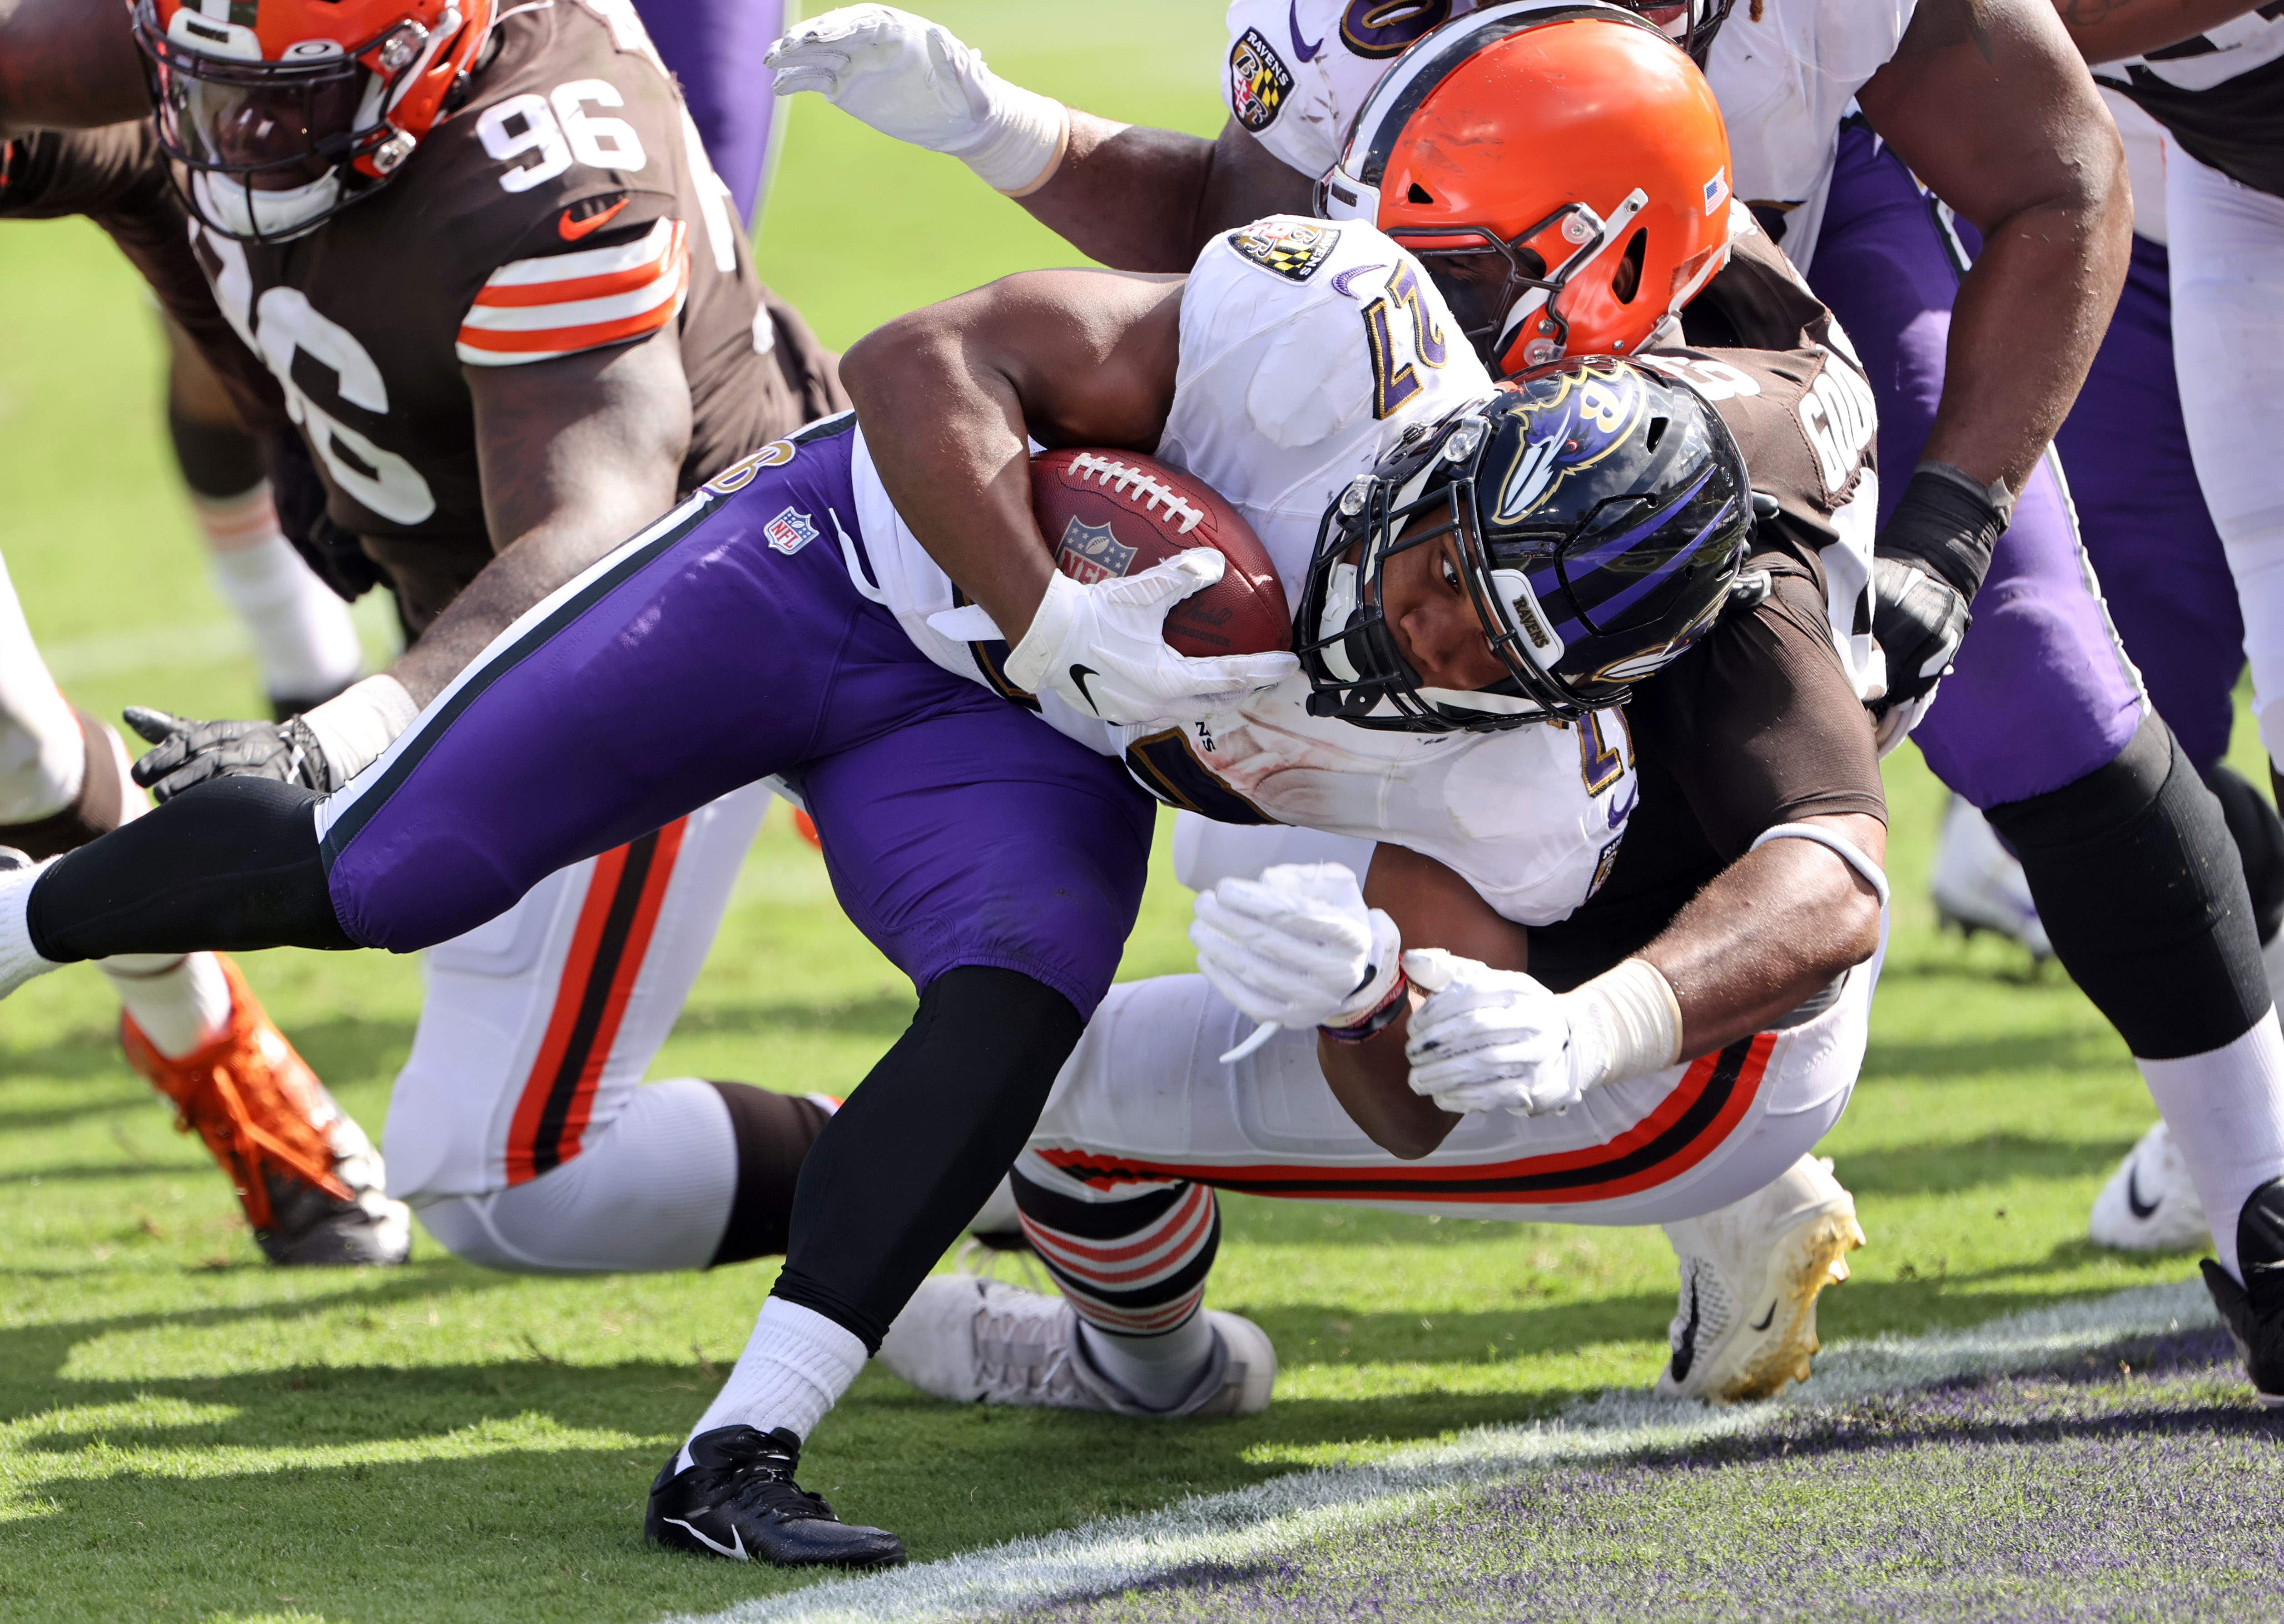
left=1874, top=465, right=2010, bottom=604
left=303, top=674, right=419, bottom=789
left=1320, top=967, right=1410, bottom=1045
left=1556, top=957, right=1682, bottom=1091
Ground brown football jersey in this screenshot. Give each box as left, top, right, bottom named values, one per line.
left=2, top=0, right=843, bottom=633
left=1523, top=229, right=1886, bottom=990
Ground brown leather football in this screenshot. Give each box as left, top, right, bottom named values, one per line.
left=1031, top=448, right=1292, bottom=659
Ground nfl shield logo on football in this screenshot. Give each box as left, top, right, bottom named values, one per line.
left=765, top=505, right=820, bottom=556
left=1056, top=517, right=1137, bottom=584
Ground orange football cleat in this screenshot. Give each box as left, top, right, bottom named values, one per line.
left=120, top=955, right=410, bottom=1266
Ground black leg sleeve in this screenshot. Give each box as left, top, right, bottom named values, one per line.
left=768, top=965, right=1083, bottom=1352
left=27, top=777, right=355, bottom=962
left=1987, top=713, right=2269, bottom=1060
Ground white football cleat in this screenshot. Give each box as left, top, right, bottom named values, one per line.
left=1928, top=795, right=2052, bottom=960
left=2089, top=1119, right=2210, bottom=1252
left=1656, top=1154, right=1866, bottom=1404
left=879, top=1276, right=1276, bottom=1418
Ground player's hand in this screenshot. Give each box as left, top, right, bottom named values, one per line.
left=766, top=5, right=1067, bottom=193
left=1402, top=949, right=1585, bottom=1117
left=123, top=708, right=330, bottom=804
left=1005, top=552, right=1298, bottom=727
left=1868, top=554, right=1969, bottom=725
left=1191, top=862, right=1401, bottom=1030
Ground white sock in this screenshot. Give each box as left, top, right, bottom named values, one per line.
left=2139, top=1013, right=2284, bottom=1281
left=0, top=552, right=82, bottom=824
left=0, top=855, right=62, bottom=995
left=680, top=1297, right=867, bottom=1464
left=201, top=500, right=363, bottom=702
left=100, top=951, right=233, bottom=1058
left=1079, top=1313, right=1218, bottom=1410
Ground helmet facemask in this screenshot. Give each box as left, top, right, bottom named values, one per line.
left=1389, top=189, right=1651, bottom=372
left=1299, top=363, right=1751, bottom=734
left=135, top=0, right=464, bottom=243
left=1299, top=411, right=1593, bottom=733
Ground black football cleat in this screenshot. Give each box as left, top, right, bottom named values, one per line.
left=2201, top=1178, right=2284, bottom=1408
left=646, top=1425, right=906, bottom=1568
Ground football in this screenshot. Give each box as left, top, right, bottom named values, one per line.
left=1031, top=447, right=1293, bottom=659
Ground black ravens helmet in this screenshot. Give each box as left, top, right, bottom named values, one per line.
left=1296, top=356, right=1750, bottom=731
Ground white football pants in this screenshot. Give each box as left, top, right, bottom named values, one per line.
left=390, top=781, right=775, bottom=1272
left=0, top=549, right=86, bottom=823
left=2166, top=142, right=2284, bottom=769
left=1021, top=814, right=1877, bottom=1225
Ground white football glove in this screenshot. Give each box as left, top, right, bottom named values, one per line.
left=1190, top=862, right=1402, bottom=1031
left=766, top=5, right=1068, bottom=194
left=999, top=553, right=1297, bottom=727
left=1402, top=950, right=1587, bottom=1117
left=1403, top=951, right=1683, bottom=1118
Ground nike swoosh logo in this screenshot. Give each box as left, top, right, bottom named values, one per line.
left=2126, top=1165, right=2159, bottom=1221
left=1748, top=1301, right=1778, bottom=1333
left=1289, top=0, right=1325, bottom=60
left=559, top=196, right=630, bottom=241
left=665, top=1516, right=747, bottom=1561
left=1069, top=663, right=1104, bottom=714
left=1608, top=783, right=1639, bottom=829
left=1330, top=262, right=1388, bottom=298
left=1671, top=1277, right=1699, bottom=1381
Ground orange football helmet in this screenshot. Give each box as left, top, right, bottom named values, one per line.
left=132, top=0, right=496, bottom=241
left=1318, top=1, right=1735, bottom=373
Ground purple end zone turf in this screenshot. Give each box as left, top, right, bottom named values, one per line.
left=1021, top=1326, right=2284, bottom=1623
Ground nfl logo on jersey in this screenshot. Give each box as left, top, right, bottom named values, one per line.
left=765, top=507, right=820, bottom=556
left=1056, top=517, right=1137, bottom=584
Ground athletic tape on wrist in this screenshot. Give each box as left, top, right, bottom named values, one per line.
left=303, top=674, right=419, bottom=788
left=1558, top=957, right=1681, bottom=1089
left=1750, top=822, right=1891, bottom=908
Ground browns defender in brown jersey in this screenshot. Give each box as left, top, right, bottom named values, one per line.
left=0, top=0, right=844, bottom=1277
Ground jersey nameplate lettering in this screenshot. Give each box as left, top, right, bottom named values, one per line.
left=1228, top=219, right=1341, bottom=282
left=1229, top=27, right=1296, bottom=131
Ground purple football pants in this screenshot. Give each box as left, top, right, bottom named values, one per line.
left=315, top=424, right=1152, bottom=1020
left=2056, top=233, right=2244, bottom=775
left=1808, top=125, right=2147, bottom=807
left=638, top=0, right=784, bottom=227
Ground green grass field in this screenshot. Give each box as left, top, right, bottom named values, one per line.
left=0, top=5, right=2269, bottom=1618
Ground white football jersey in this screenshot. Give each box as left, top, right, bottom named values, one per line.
left=847, top=217, right=1630, bottom=926
left=1219, top=0, right=1918, bottom=273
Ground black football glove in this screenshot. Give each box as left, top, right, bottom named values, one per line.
left=1869, top=463, right=2010, bottom=718
left=124, top=707, right=331, bottom=804
left=1869, top=555, right=1971, bottom=716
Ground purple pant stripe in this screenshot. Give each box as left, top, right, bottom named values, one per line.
left=1809, top=125, right=2146, bottom=807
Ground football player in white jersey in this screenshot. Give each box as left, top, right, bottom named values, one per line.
left=776, top=0, right=2284, bottom=1413
left=0, top=213, right=1759, bottom=1558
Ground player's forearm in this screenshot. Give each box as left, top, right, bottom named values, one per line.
left=1922, top=183, right=2130, bottom=490
left=1637, top=815, right=1886, bottom=1057
left=843, top=309, right=1058, bottom=645
left=0, top=0, right=147, bottom=136
left=1317, top=1003, right=1461, bottom=1159
left=2055, top=0, right=2262, bottom=62
left=1014, top=113, right=1222, bottom=273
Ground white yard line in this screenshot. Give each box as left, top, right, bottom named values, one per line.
left=667, top=1281, right=2220, bottom=1624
